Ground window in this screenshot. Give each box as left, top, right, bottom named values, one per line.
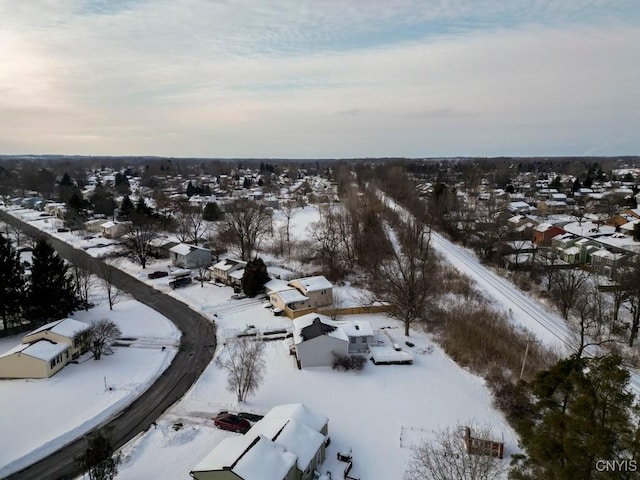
left=350, top=337, right=356, bottom=344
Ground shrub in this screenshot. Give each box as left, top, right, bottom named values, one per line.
left=332, top=353, right=366, bottom=371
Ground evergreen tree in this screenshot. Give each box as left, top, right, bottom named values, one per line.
left=135, top=197, right=153, bottom=217
left=512, top=355, right=639, bottom=480
left=241, top=257, right=270, bottom=297
left=27, top=238, right=78, bottom=325
left=186, top=181, right=196, bottom=197
left=119, top=195, right=134, bottom=219
left=79, top=428, right=121, bottom=480
left=0, top=234, right=25, bottom=332
left=203, top=202, right=223, bottom=221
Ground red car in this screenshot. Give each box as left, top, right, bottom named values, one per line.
left=213, top=413, right=251, bottom=434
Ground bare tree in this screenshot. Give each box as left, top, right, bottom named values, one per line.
left=70, top=254, right=96, bottom=311
left=619, top=257, right=640, bottom=346
left=404, top=424, right=506, bottom=480
left=281, top=200, right=296, bottom=244
left=571, top=283, right=617, bottom=358
left=549, top=268, right=589, bottom=320
left=82, top=318, right=122, bottom=360
left=100, top=258, right=123, bottom=310
left=373, top=218, right=440, bottom=336
left=215, top=337, right=266, bottom=402
left=173, top=199, right=208, bottom=246
left=121, top=214, right=159, bottom=269
left=222, top=199, right=272, bottom=261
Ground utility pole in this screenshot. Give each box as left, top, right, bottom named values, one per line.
left=520, top=340, right=531, bottom=380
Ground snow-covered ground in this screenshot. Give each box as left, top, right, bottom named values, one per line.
left=115, top=304, right=518, bottom=480
left=0, top=296, right=180, bottom=478
left=0, top=201, right=569, bottom=478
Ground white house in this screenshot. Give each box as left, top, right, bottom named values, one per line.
left=169, top=243, right=213, bottom=269
left=190, top=403, right=328, bottom=480
left=100, top=221, right=131, bottom=239
left=292, top=313, right=374, bottom=368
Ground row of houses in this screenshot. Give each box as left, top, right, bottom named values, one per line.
left=0, top=318, right=90, bottom=379
left=190, top=403, right=330, bottom=480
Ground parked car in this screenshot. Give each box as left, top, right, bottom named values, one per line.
left=231, top=293, right=247, bottom=300
left=169, top=276, right=192, bottom=289
left=57, top=227, right=70, bottom=232
left=213, top=413, right=251, bottom=434
left=148, top=271, right=169, bottom=279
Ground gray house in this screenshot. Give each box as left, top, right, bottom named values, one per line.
left=292, top=313, right=374, bottom=368
left=169, top=243, right=212, bottom=269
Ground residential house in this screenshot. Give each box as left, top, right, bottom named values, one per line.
left=269, top=277, right=333, bottom=315
left=190, top=403, right=328, bottom=480
left=22, top=318, right=91, bottom=360
left=209, top=258, right=247, bottom=285
left=292, top=313, right=374, bottom=368
left=169, top=243, right=213, bottom=269
left=0, top=318, right=91, bottom=378
left=190, top=434, right=297, bottom=480
left=0, top=340, right=69, bottom=379
left=100, top=221, right=132, bottom=239
left=84, top=218, right=109, bottom=233
left=590, top=249, right=628, bottom=280
left=534, top=223, right=565, bottom=246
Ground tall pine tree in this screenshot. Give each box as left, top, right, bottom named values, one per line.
left=27, top=238, right=78, bottom=325
left=0, top=233, right=25, bottom=333
left=241, top=257, right=270, bottom=297
left=512, top=355, right=640, bottom=480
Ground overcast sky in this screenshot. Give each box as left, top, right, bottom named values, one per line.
left=1, top=0, right=639, bottom=158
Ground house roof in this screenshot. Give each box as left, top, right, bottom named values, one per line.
left=336, top=320, right=374, bottom=338
left=169, top=243, right=210, bottom=256
left=191, top=434, right=296, bottom=480
left=274, top=288, right=309, bottom=305
left=263, top=403, right=328, bottom=434
left=592, top=249, right=625, bottom=260
left=264, top=279, right=290, bottom=294
left=100, top=220, right=116, bottom=229
left=249, top=417, right=325, bottom=471
left=291, top=276, right=332, bottom=292
left=25, top=318, right=90, bottom=340
left=213, top=258, right=246, bottom=271
left=0, top=339, right=69, bottom=362
left=297, top=316, right=338, bottom=342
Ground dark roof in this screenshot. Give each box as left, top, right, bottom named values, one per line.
left=300, top=317, right=336, bottom=341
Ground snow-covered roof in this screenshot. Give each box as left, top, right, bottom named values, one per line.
left=290, top=276, right=332, bottom=292
left=274, top=288, right=309, bottom=305
left=249, top=417, right=325, bottom=471
left=264, top=279, right=290, bottom=294
left=535, top=222, right=555, bottom=232
left=212, top=258, right=246, bottom=271
left=591, top=249, right=625, bottom=260
left=229, top=269, right=245, bottom=280
left=562, top=246, right=580, bottom=255
left=264, top=403, right=328, bottom=433
left=0, top=339, right=69, bottom=362
left=621, top=220, right=640, bottom=232
left=191, top=434, right=296, bottom=480
left=25, top=318, right=90, bottom=340
left=100, top=220, right=116, bottom=229
left=169, top=243, right=209, bottom=256
left=336, top=320, right=374, bottom=338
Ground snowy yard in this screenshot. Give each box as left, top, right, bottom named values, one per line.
left=0, top=297, right=180, bottom=478
left=114, top=294, right=518, bottom=480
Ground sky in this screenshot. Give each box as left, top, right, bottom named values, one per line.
left=0, top=0, right=639, bottom=159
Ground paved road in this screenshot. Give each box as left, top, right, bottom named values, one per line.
left=0, top=212, right=217, bottom=480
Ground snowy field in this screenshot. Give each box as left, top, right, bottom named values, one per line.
left=0, top=296, right=180, bottom=478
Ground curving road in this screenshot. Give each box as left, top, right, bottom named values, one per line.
left=0, top=211, right=217, bottom=480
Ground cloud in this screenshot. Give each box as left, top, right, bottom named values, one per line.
left=0, top=1, right=639, bottom=156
